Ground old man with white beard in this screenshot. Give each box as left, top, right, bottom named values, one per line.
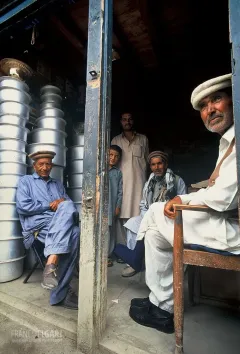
left=129, top=74, right=240, bottom=333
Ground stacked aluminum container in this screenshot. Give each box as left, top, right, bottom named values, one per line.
left=0, top=76, right=30, bottom=282
left=27, top=85, right=67, bottom=182
left=67, top=134, right=84, bottom=218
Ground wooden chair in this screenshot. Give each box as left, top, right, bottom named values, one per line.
left=173, top=204, right=240, bottom=354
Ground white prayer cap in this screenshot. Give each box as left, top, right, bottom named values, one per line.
left=191, top=74, right=232, bottom=110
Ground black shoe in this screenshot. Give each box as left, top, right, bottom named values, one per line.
left=129, top=303, right=174, bottom=334
left=41, top=264, right=58, bottom=290
left=131, top=297, right=150, bottom=308
left=59, top=289, right=78, bottom=310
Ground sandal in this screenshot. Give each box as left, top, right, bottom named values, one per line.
left=108, top=258, right=114, bottom=267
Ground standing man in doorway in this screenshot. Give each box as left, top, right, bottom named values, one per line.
left=111, top=112, right=149, bottom=246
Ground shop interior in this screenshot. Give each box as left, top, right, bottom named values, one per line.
left=0, top=1, right=239, bottom=354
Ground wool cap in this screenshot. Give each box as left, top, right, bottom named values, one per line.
left=28, top=150, right=56, bottom=161
left=147, top=151, right=168, bottom=164
left=191, top=74, right=232, bottom=110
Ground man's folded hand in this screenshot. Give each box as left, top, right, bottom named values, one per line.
left=164, top=196, right=182, bottom=219
left=49, top=198, right=65, bottom=212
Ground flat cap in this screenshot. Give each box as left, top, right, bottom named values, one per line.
left=28, top=150, right=56, bottom=161
left=191, top=73, right=232, bottom=110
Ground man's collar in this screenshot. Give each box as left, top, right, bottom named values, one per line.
left=221, top=124, right=235, bottom=144
left=32, top=172, right=56, bottom=182
left=121, top=131, right=137, bottom=138
left=109, top=165, right=118, bottom=170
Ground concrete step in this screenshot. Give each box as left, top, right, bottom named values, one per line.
left=0, top=291, right=77, bottom=341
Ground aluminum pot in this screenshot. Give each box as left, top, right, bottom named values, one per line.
left=27, top=143, right=67, bottom=166
left=36, top=117, right=66, bottom=131
left=0, top=187, right=17, bottom=202
left=0, top=87, right=31, bottom=105
left=0, top=139, right=26, bottom=152
left=0, top=114, right=28, bottom=127
left=27, top=165, right=64, bottom=182
left=67, top=187, right=82, bottom=202
left=0, top=76, right=29, bottom=92
left=41, top=93, right=62, bottom=104
left=72, top=134, right=84, bottom=146
left=0, top=203, right=19, bottom=219
left=0, top=123, right=29, bottom=141
left=0, top=150, right=26, bottom=164
left=0, top=162, right=27, bottom=175
left=0, top=255, right=25, bottom=283
left=68, top=159, right=83, bottom=174
left=0, top=238, right=24, bottom=261
left=0, top=220, right=22, bottom=237
left=68, top=173, right=83, bottom=187
left=68, top=145, right=84, bottom=160
left=0, top=174, right=23, bottom=188
left=0, top=101, right=30, bottom=117
left=28, top=128, right=67, bottom=146
left=40, top=102, right=61, bottom=110
left=40, top=85, right=61, bottom=96
left=39, top=108, right=64, bottom=118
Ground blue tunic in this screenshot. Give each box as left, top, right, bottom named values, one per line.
left=16, top=173, right=71, bottom=249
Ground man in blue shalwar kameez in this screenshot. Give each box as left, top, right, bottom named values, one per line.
left=16, top=150, right=80, bottom=310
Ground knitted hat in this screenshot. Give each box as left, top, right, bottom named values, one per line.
left=147, top=151, right=168, bottom=164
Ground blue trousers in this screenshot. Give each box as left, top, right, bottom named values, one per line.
left=37, top=201, right=80, bottom=305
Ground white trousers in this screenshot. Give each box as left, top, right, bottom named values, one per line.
left=140, top=202, right=240, bottom=314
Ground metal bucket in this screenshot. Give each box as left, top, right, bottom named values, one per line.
left=68, top=159, right=83, bottom=174
left=41, top=93, right=62, bottom=104
left=0, top=162, right=27, bottom=175
left=40, top=85, right=61, bottom=96
left=0, top=101, right=30, bottom=117
left=68, top=145, right=84, bottom=160
left=28, top=128, right=67, bottom=146
left=0, top=76, right=29, bottom=92
left=0, top=114, right=28, bottom=127
left=40, top=102, right=61, bottom=110
left=0, top=220, right=22, bottom=237
left=0, top=255, right=25, bottom=283
left=0, top=174, right=23, bottom=188
left=0, top=187, right=17, bottom=202
left=0, top=238, right=24, bottom=261
left=0, top=123, right=29, bottom=141
left=0, top=139, right=26, bottom=152
left=36, top=117, right=66, bottom=131
left=0, top=87, right=31, bottom=105
left=68, top=173, right=83, bottom=187
left=0, top=203, right=19, bottom=219
left=67, top=187, right=82, bottom=202
left=0, top=150, right=27, bottom=164
left=72, top=134, right=84, bottom=146
left=39, top=108, right=64, bottom=118
left=27, top=165, right=64, bottom=182
left=27, top=143, right=67, bottom=167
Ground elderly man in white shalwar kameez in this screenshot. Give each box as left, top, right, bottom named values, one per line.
left=129, top=74, right=240, bottom=334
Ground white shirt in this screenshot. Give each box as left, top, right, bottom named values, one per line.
left=179, top=125, right=238, bottom=212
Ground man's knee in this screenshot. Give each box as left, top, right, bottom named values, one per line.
left=58, top=200, right=76, bottom=211
left=145, top=229, right=170, bottom=250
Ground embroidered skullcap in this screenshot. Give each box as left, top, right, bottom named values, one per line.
left=191, top=73, right=232, bottom=110
left=147, top=151, right=168, bottom=164
left=28, top=150, right=56, bottom=161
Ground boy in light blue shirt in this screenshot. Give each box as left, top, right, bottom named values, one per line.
left=108, top=145, right=123, bottom=266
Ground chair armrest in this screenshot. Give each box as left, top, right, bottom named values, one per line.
left=173, top=204, right=212, bottom=212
